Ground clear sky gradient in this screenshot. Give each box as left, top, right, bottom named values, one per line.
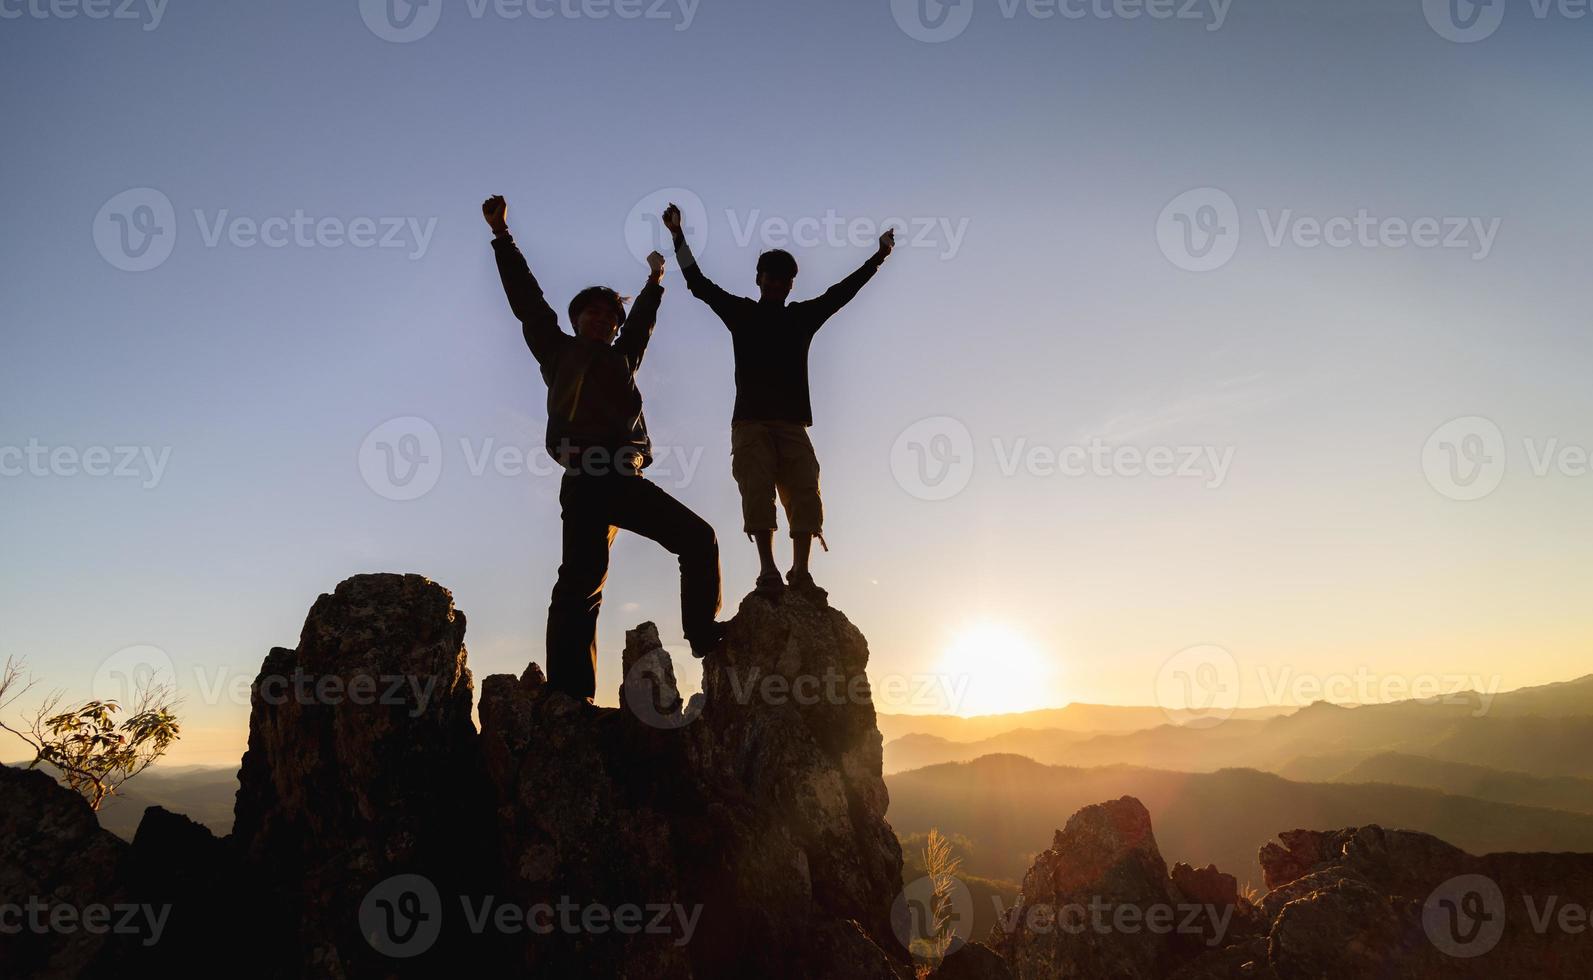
left=3, top=0, right=1590, bottom=764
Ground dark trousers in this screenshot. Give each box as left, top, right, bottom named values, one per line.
left=546, top=472, right=722, bottom=700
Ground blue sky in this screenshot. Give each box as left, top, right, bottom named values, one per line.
left=3, top=0, right=1591, bottom=763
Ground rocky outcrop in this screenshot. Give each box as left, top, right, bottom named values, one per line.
left=12, top=572, right=1593, bottom=978
left=0, top=572, right=903, bottom=979
left=989, top=796, right=1262, bottom=978
left=232, top=573, right=500, bottom=977
left=0, top=765, right=133, bottom=977
left=985, top=796, right=1593, bottom=979
left=477, top=594, right=908, bottom=978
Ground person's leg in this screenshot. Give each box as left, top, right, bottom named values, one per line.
left=773, top=425, right=825, bottom=595
left=731, top=422, right=783, bottom=594
left=752, top=530, right=778, bottom=578
left=609, top=476, right=724, bottom=655
left=545, top=475, right=617, bottom=700
left=792, top=533, right=813, bottom=575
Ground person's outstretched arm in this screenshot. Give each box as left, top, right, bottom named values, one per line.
left=662, top=202, right=741, bottom=323
left=484, top=195, right=565, bottom=366
left=615, top=251, right=666, bottom=368
left=802, top=228, right=896, bottom=330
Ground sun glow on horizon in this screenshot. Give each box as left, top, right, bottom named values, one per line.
left=936, top=622, right=1059, bottom=717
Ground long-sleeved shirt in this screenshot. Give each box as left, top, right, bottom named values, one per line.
left=673, top=231, right=883, bottom=426
left=492, top=233, right=661, bottom=472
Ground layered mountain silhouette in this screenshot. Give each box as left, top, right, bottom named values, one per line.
left=884, top=676, right=1593, bottom=781
left=887, top=755, right=1593, bottom=887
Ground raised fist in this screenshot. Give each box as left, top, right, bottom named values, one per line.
left=482, top=195, right=508, bottom=233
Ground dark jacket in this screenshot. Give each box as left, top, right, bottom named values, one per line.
left=672, top=231, right=883, bottom=426
left=493, top=233, right=661, bottom=472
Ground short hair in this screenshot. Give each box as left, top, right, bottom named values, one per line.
left=569, top=286, right=627, bottom=326
left=757, top=249, right=799, bottom=280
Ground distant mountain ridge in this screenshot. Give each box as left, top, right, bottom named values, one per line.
left=883, top=673, right=1593, bottom=777
left=885, top=754, right=1593, bottom=885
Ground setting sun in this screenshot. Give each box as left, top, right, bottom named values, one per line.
left=937, top=622, right=1059, bottom=717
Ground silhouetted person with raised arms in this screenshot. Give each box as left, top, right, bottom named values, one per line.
left=662, top=203, right=894, bottom=602
left=484, top=196, right=723, bottom=704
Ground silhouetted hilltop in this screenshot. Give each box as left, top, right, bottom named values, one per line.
left=1334, top=752, right=1593, bottom=815
left=887, top=755, right=1593, bottom=885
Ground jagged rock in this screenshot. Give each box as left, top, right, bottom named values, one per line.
left=232, top=573, right=500, bottom=977
left=1259, top=829, right=1338, bottom=891
left=933, top=941, right=1016, bottom=980
left=619, top=621, right=698, bottom=728
left=991, top=796, right=1257, bottom=979
left=478, top=589, right=907, bottom=978
left=0, top=765, right=132, bottom=976
left=123, top=806, right=258, bottom=974
left=1254, top=823, right=1593, bottom=979
left=1267, top=878, right=1424, bottom=979
left=991, top=800, right=1593, bottom=980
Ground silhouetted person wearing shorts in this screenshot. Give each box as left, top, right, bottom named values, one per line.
left=484, top=196, right=723, bottom=702
left=662, top=203, right=894, bottom=601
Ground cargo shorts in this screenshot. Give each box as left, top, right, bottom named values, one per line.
left=730, top=420, right=823, bottom=538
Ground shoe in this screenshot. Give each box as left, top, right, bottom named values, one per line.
left=754, top=570, right=786, bottom=600
left=690, top=621, right=728, bottom=660
left=786, top=570, right=828, bottom=604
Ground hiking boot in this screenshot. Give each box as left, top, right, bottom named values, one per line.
left=754, top=570, right=786, bottom=600
left=690, top=621, right=729, bottom=660
left=786, top=570, right=828, bottom=605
